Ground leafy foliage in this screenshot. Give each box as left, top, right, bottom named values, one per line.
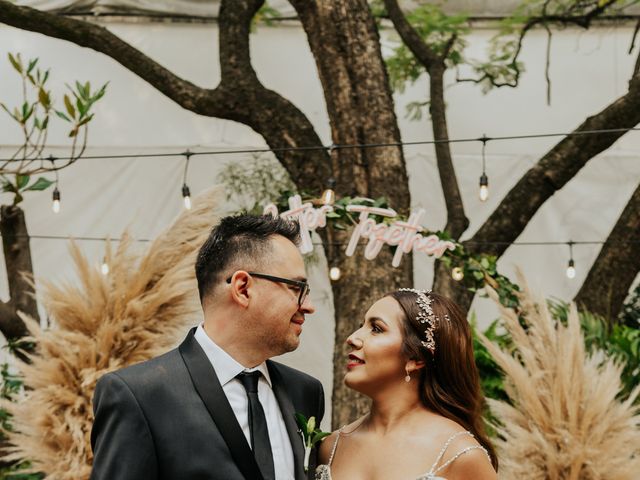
left=383, top=3, right=469, bottom=91
left=548, top=298, right=640, bottom=402
left=0, top=53, right=107, bottom=204
left=0, top=364, right=43, bottom=480
left=218, top=153, right=295, bottom=214
left=472, top=316, right=511, bottom=404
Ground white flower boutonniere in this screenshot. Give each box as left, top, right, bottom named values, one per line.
left=295, top=413, right=330, bottom=472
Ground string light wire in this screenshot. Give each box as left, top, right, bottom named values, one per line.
left=2, top=126, right=640, bottom=163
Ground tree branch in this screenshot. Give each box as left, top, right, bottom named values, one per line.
left=382, top=0, right=439, bottom=68
left=0, top=0, right=331, bottom=190
left=574, top=181, right=640, bottom=321
left=467, top=74, right=640, bottom=258
left=0, top=0, right=214, bottom=112
left=383, top=0, right=468, bottom=236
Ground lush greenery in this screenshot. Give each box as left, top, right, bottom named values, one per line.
left=474, top=295, right=640, bottom=419
left=0, top=362, right=43, bottom=480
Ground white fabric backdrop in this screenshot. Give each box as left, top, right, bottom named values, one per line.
left=0, top=19, right=639, bottom=426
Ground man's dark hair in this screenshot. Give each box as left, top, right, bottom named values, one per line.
left=195, top=214, right=300, bottom=302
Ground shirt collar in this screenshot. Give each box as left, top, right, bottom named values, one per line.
left=194, top=324, right=272, bottom=388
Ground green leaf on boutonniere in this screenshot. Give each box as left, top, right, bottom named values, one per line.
left=295, top=412, right=331, bottom=472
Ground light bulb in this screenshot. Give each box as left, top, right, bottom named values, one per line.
left=479, top=173, right=489, bottom=202
left=451, top=267, right=464, bottom=281
left=566, top=259, right=576, bottom=279
left=329, top=266, right=341, bottom=281
left=182, top=184, right=191, bottom=210
left=101, top=259, right=109, bottom=276
left=321, top=188, right=335, bottom=206
left=52, top=187, right=61, bottom=213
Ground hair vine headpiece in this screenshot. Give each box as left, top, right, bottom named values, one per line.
left=398, top=288, right=450, bottom=354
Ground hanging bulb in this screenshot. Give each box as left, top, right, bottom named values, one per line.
left=321, top=178, right=336, bottom=206
left=52, top=187, right=61, bottom=213
left=321, top=188, right=335, bottom=206
left=566, top=259, right=576, bottom=279
left=479, top=173, right=489, bottom=202
left=329, top=266, right=341, bottom=281
left=101, top=258, right=109, bottom=276
left=182, top=184, right=191, bottom=210
left=451, top=267, right=464, bottom=281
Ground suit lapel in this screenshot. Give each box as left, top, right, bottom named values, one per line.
left=179, top=328, right=264, bottom=480
left=267, top=361, right=307, bottom=480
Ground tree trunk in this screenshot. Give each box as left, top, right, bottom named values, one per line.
left=0, top=205, right=39, bottom=360
left=574, top=182, right=640, bottom=322
left=290, top=0, right=413, bottom=428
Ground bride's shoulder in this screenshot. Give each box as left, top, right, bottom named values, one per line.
left=318, top=416, right=367, bottom=463
left=440, top=446, right=496, bottom=480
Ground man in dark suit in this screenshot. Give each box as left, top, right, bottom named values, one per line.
left=90, top=214, right=324, bottom=480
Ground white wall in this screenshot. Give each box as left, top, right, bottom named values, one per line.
left=0, top=19, right=639, bottom=426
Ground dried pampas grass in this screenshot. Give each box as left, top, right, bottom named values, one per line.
left=480, top=272, right=640, bottom=480
left=2, top=188, right=223, bottom=479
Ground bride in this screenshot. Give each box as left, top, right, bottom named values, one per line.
left=316, top=289, right=498, bottom=480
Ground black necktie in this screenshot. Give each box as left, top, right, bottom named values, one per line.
left=236, top=371, right=276, bottom=480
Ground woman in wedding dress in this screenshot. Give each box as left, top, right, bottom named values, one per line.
left=316, top=289, right=498, bottom=480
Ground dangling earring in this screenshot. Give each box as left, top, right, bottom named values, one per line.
left=404, top=367, right=411, bottom=383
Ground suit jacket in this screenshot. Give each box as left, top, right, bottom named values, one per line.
left=90, top=328, right=325, bottom=480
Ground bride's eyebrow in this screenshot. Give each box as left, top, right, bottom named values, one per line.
left=368, top=316, right=388, bottom=326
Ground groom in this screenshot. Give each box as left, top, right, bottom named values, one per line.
left=90, top=214, right=324, bottom=480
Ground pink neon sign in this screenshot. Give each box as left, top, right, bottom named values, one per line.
left=264, top=196, right=456, bottom=267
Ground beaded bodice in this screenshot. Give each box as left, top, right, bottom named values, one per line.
left=315, top=430, right=489, bottom=480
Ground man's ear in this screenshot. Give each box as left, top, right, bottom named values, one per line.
left=228, top=271, right=251, bottom=308
left=405, top=358, right=426, bottom=374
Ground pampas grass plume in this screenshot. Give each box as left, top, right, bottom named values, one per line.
left=480, top=271, right=640, bottom=480
left=2, top=188, right=222, bottom=479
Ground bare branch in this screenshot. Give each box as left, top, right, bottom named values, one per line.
left=383, top=0, right=468, bottom=236
left=468, top=74, right=640, bottom=258
left=575, top=181, right=640, bottom=321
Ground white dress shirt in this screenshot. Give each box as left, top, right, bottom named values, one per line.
left=194, top=325, right=295, bottom=480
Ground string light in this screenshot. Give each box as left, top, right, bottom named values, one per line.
left=566, top=241, right=576, bottom=279
left=182, top=184, right=191, bottom=210
left=100, top=257, right=109, bottom=275
left=6, top=126, right=640, bottom=164
left=329, top=266, right=341, bottom=281
left=321, top=178, right=336, bottom=206
left=451, top=267, right=464, bottom=281
left=479, top=135, right=489, bottom=202
left=181, top=150, right=192, bottom=210
left=48, top=155, right=61, bottom=213
left=52, top=187, right=61, bottom=213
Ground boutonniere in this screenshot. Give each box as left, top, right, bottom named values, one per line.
left=295, top=413, right=331, bottom=472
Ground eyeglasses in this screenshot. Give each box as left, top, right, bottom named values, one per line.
left=226, top=272, right=311, bottom=307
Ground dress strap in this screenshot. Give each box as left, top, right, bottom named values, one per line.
left=426, top=431, right=491, bottom=476
left=327, top=427, right=344, bottom=466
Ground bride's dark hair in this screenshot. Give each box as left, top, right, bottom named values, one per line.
left=388, top=290, right=498, bottom=470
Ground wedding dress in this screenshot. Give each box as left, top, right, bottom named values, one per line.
left=315, top=430, right=489, bottom=480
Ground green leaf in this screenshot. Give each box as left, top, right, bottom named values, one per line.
left=26, top=58, right=38, bottom=74
left=55, top=110, right=71, bottom=122
left=24, top=177, right=54, bottom=191
left=76, top=97, right=87, bottom=118
left=38, top=88, right=51, bottom=109
left=63, top=94, right=76, bottom=119
left=77, top=113, right=94, bottom=126
left=1, top=181, right=16, bottom=193
left=16, top=175, right=29, bottom=190
left=8, top=53, right=22, bottom=74
left=311, top=431, right=331, bottom=444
